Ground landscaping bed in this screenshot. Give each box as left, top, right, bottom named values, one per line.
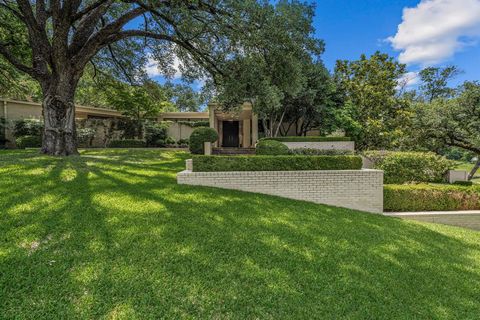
left=191, top=155, right=362, bottom=172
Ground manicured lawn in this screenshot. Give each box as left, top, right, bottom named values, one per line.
left=456, top=161, right=480, bottom=184
left=1, top=149, right=480, bottom=319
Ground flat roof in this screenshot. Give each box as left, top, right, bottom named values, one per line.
left=1, top=98, right=208, bottom=119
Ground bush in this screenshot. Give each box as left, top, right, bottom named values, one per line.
left=289, top=148, right=354, bottom=156
left=262, top=136, right=351, bottom=142
left=177, top=138, right=189, bottom=147
left=77, top=128, right=96, bottom=147
left=192, top=155, right=363, bottom=172
left=16, top=135, right=42, bottom=149
left=107, top=139, right=146, bottom=148
left=178, top=120, right=210, bottom=128
left=384, top=184, right=480, bottom=212
left=363, top=151, right=454, bottom=184
left=189, top=127, right=218, bottom=154
left=155, top=137, right=176, bottom=147
left=13, top=119, right=43, bottom=137
left=145, top=122, right=170, bottom=147
left=255, top=140, right=289, bottom=155
left=454, top=181, right=474, bottom=186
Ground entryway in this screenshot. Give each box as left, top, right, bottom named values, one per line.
left=222, top=121, right=239, bottom=147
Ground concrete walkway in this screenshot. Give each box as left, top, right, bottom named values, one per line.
left=385, top=211, right=480, bottom=231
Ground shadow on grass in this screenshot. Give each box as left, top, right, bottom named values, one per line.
left=0, top=149, right=479, bottom=319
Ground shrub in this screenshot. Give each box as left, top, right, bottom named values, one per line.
left=107, top=139, right=146, bottom=148
left=155, top=137, right=180, bottom=148
left=289, top=148, right=354, bottom=156
left=145, top=122, right=170, bottom=147
left=192, top=155, right=363, bottom=172
left=13, top=119, right=43, bottom=137
left=384, top=184, right=480, bottom=212
left=255, top=140, right=289, bottom=155
left=189, top=127, right=218, bottom=154
left=363, top=151, right=454, bottom=184
left=177, top=138, right=189, bottom=147
left=454, top=181, right=474, bottom=186
left=77, top=128, right=96, bottom=147
left=262, top=136, right=351, bottom=142
left=178, top=120, right=210, bottom=128
left=16, top=135, right=42, bottom=149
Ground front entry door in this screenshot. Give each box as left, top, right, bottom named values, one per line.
left=222, top=121, right=239, bottom=147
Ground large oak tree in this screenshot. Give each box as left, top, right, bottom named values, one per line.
left=0, top=0, right=271, bottom=155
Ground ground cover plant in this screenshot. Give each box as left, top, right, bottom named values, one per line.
left=1, top=149, right=480, bottom=319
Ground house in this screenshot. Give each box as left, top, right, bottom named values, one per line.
left=0, top=98, right=261, bottom=148
left=1, top=98, right=319, bottom=148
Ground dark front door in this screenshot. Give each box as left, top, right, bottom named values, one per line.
left=222, top=121, right=239, bottom=147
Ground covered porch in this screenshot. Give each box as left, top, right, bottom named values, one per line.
left=209, top=102, right=259, bottom=148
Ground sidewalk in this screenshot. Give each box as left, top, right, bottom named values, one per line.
left=385, top=211, right=480, bottom=231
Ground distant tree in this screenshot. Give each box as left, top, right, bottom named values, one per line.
left=414, top=81, right=480, bottom=180
left=105, top=81, right=173, bottom=138
left=213, top=1, right=324, bottom=137
left=334, top=52, right=408, bottom=150
left=281, top=61, right=340, bottom=136
left=164, top=82, right=205, bottom=112
left=419, top=66, right=461, bottom=102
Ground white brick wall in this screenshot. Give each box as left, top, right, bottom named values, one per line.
left=281, top=141, right=355, bottom=152
left=177, top=169, right=383, bottom=213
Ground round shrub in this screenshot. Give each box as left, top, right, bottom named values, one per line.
left=255, top=140, right=289, bottom=155
left=363, top=151, right=455, bottom=184
left=16, top=135, right=42, bottom=149
left=189, top=127, right=218, bottom=154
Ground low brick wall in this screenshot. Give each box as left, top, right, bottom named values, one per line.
left=178, top=168, right=383, bottom=213
left=280, top=141, right=355, bottom=152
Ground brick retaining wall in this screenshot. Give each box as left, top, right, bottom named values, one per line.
left=177, top=168, right=383, bottom=213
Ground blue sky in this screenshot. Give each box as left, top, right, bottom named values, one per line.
left=315, top=0, right=480, bottom=87
left=147, top=0, right=480, bottom=88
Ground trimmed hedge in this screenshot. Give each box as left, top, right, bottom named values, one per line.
left=16, top=135, right=42, bottom=149
left=189, top=127, right=218, bottom=154
left=192, top=155, right=363, bottom=172
left=107, top=139, right=146, bottom=148
left=363, top=151, right=454, bottom=184
left=384, top=184, right=480, bottom=212
left=262, top=136, right=351, bottom=142
left=289, top=148, right=354, bottom=156
left=255, top=140, right=289, bottom=155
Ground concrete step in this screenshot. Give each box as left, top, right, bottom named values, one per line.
left=212, top=147, right=256, bottom=155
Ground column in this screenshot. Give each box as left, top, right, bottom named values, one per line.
left=251, top=112, right=259, bottom=145
left=243, top=119, right=251, bottom=148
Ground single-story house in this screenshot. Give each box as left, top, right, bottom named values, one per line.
left=1, top=98, right=317, bottom=148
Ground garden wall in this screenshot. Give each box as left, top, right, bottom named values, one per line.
left=178, top=166, right=383, bottom=213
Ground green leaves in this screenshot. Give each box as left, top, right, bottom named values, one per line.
left=334, top=52, right=409, bottom=150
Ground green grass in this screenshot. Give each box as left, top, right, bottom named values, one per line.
left=456, top=161, right=480, bottom=184
left=1, top=149, right=480, bottom=319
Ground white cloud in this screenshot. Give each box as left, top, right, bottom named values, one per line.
left=144, top=56, right=182, bottom=78
left=397, top=71, right=420, bottom=89
left=388, top=0, right=480, bottom=66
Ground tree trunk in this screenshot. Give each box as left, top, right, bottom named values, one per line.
left=41, top=75, right=80, bottom=156
left=468, top=157, right=480, bottom=181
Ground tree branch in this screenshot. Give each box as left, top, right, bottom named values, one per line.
left=0, top=42, right=35, bottom=76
